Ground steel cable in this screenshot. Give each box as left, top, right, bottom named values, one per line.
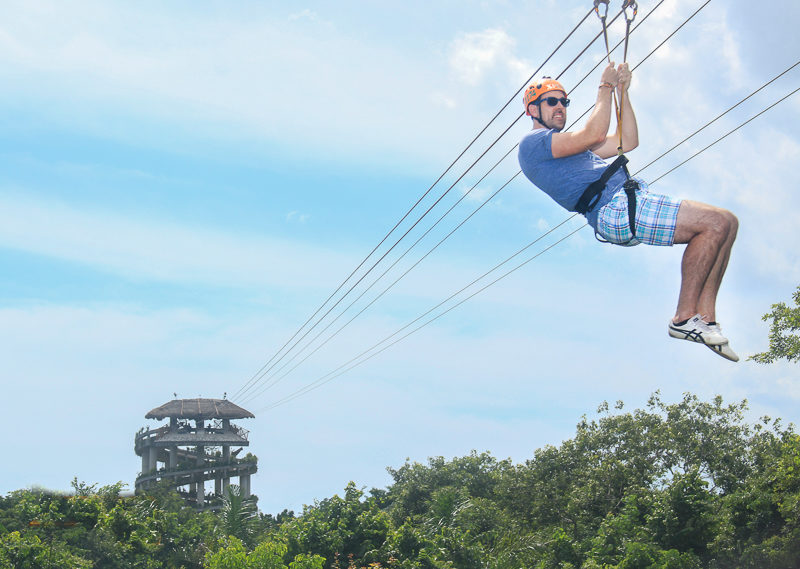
left=236, top=13, right=631, bottom=402
left=232, top=6, right=606, bottom=402
left=257, top=218, right=583, bottom=412
left=258, top=77, right=800, bottom=409
left=634, top=59, right=800, bottom=177
left=648, top=84, right=800, bottom=185
left=249, top=0, right=795, bottom=410
left=239, top=150, right=521, bottom=403
left=240, top=0, right=701, bottom=405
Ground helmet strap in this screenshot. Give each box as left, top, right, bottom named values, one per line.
left=532, top=102, right=562, bottom=132
left=532, top=103, right=553, bottom=130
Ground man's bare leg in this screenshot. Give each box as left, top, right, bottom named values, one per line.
left=695, top=209, right=737, bottom=321
left=672, top=200, right=738, bottom=323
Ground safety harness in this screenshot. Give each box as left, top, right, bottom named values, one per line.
left=577, top=0, right=639, bottom=242
left=573, top=154, right=639, bottom=241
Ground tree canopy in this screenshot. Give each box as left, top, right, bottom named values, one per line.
left=750, top=285, right=800, bottom=364
left=1, top=393, right=798, bottom=568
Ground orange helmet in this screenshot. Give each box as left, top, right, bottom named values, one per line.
left=523, top=78, right=567, bottom=116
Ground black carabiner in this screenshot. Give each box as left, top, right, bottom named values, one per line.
left=621, top=0, right=637, bottom=61
left=595, top=0, right=613, bottom=64
left=594, top=0, right=610, bottom=19
left=622, top=0, right=638, bottom=22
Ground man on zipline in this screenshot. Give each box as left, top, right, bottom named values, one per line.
left=518, top=62, right=739, bottom=361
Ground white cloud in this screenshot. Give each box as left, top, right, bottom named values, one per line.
left=776, top=374, right=800, bottom=402
left=431, top=91, right=458, bottom=109
left=0, top=191, right=350, bottom=290
left=689, top=127, right=800, bottom=286
left=535, top=217, right=551, bottom=232
left=458, top=183, right=493, bottom=203
left=448, top=28, right=517, bottom=86
left=288, top=9, right=319, bottom=22
left=698, top=10, right=744, bottom=89
left=286, top=210, right=310, bottom=224
left=0, top=2, right=482, bottom=171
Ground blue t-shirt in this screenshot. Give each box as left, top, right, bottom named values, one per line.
left=518, top=128, right=628, bottom=228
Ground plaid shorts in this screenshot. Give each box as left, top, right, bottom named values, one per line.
left=595, top=182, right=682, bottom=246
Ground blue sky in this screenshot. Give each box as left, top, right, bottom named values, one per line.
left=2, top=0, right=799, bottom=514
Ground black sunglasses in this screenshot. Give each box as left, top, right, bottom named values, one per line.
left=538, top=96, right=570, bottom=107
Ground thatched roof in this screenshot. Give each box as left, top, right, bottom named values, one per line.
left=146, top=398, right=255, bottom=420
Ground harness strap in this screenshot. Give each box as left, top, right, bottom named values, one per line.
left=574, top=154, right=639, bottom=240
left=622, top=177, right=638, bottom=239
left=574, top=154, right=628, bottom=214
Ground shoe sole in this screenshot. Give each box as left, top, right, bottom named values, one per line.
left=668, top=326, right=727, bottom=346
left=706, top=343, right=739, bottom=362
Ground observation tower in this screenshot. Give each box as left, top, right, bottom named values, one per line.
left=134, top=397, right=258, bottom=510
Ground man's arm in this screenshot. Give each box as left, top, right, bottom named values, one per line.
left=550, top=62, right=619, bottom=159
left=591, top=63, right=639, bottom=159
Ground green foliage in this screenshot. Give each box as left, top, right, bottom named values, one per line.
left=750, top=285, right=800, bottom=363
left=0, top=530, right=93, bottom=569
left=647, top=469, right=714, bottom=556
left=205, top=537, right=325, bottom=569
left=217, top=395, right=799, bottom=568
left=219, top=484, right=259, bottom=546
left=278, top=482, right=391, bottom=567
left=205, top=537, right=250, bottom=569
left=386, top=451, right=510, bottom=524
left=0, top=480, right=220, bottom=568
left=250, top=540, right=291, bottom=569
left=1, top=394, right=799, bottom=569
left=288, top=552, right=326, bottom=569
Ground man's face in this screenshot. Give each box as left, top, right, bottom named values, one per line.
left=534, top=90, right=567, bottom=130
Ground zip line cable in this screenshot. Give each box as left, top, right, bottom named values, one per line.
left=241, top=168, right=524, bottom=405
left=569, top=0, right=665, bottom=95
left=256, top=218, right=583, bottom=412
left=634, top=59, right=800, bottom=177
left=232, top=7, right=598, bottom=402
left=259, top=77, right=799, bottom=410
left=232, top=7, right=611, bottom=402
left=249, top=1, right=792, bottom=410
left=240, top=14, right=618, bottom=399
left=240, top=0, right=707, bottom=405
left=648, top=84, right=800, bottom=185
left=567, top=0, right=709, bottom=127
left=234, top=115, right=522, bottom=402
left=236, top=13, right=629, bottom=402
left=260, top=226, right=585, bottom=412
left=237, top=0, right=698, bottom=403
left=480, top=0, right=709, bottom=187
left=240, top=149, right=521, bottom=403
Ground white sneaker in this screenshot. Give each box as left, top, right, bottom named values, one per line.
left=706, top=323, right=739, bottom=362
left=706, top=342, right=740, bottom=362
left=707, top=322, right=724, bottom=337
left=668, top=314, right=728, bottom=346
